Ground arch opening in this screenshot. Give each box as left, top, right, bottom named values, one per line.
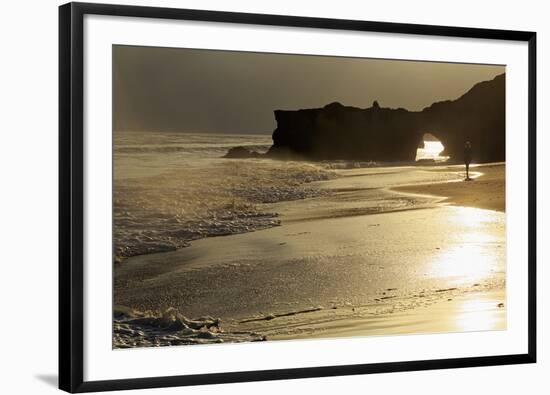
left=415, top=133, right=449, bottom=163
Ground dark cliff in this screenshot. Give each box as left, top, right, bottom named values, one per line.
left=267, top=73, right=505, bottom=163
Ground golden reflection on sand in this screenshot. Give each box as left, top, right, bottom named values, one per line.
left=427, top=244, right=497, bottom=283
left=425, top=207, right=503, bottom=284
left=454, top=296, right=503, bottom=331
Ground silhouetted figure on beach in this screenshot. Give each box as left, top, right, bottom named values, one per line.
left=464, top=141, right=472, bottom=181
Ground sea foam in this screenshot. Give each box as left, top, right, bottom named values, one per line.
left=114, top=131, right=334, bottom=262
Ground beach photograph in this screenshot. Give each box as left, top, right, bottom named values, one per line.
left=112, top=45, right=506, bottom=349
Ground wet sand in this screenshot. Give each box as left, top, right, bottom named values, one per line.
left=261, top=290, right=506, bottom=341
left=393, top=163, right=505, bottom=212
left=115, top=163, right=506, bottom=344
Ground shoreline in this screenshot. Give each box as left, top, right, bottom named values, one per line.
left=392, top=163, right=505, bottom=212
left=114, top=161, right=504, bottom=263
left=114, top=161, right=506, bottom=345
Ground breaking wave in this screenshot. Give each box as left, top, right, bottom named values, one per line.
left=114, top=131, right=335, bottom=262
left=115, top=143, right=271, bottom=155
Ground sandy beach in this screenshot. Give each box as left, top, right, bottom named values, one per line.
left=394, top=163, right=505, bottom=212
left=114, top=157, right=506, bottom=347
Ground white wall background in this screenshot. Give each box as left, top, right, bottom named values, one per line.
left=0, top=0, right=546, bottom=394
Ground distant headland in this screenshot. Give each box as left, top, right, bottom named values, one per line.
left=225, top=73, right=505, bottom=163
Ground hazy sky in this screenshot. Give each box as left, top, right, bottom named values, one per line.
left=113, top=45, right=504, bottom=134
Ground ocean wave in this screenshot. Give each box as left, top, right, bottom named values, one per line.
left=115, top=143, right=271, bottom=155
left=114, top=158, right=334, bottom=262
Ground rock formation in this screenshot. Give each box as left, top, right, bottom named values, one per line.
left=264, top=73, right=505, bottom=163
left=224, top=146, right=262, bottom=159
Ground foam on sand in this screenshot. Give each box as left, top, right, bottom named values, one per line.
left=113, top=306, right=265, bottom=348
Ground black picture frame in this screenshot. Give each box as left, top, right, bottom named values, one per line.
left=59, top=2, right=537, bottom=393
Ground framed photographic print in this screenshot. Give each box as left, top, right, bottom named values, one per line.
left=59, top=2, right=537, bottom=393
